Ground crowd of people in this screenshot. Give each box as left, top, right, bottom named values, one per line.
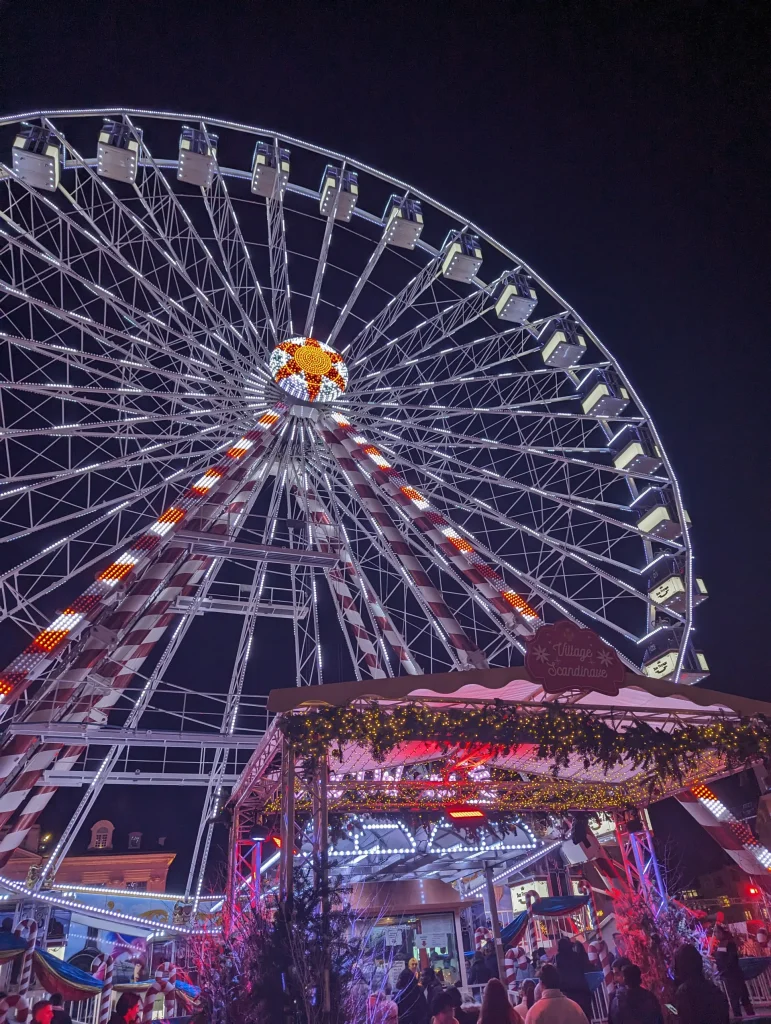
left=362, top=933, right=750, bottom=1024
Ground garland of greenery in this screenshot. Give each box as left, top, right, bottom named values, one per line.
left=278, top=701, right=771, bottom=783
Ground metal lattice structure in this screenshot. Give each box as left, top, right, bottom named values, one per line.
left=0, top=108, right=706, bottom=900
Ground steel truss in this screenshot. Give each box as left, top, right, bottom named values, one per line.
left=0, top=109, right=705, bottom=914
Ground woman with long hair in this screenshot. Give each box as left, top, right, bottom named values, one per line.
left=479, top=978, right=514, bottom=1024
left=514, top=980, right=536, bottom=1023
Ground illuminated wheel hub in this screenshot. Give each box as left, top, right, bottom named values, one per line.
left=269, top=336, right=348, bottom=402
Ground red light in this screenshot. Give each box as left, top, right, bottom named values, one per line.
left=749, top=886, right=760, bottom=896
left=447, top=807, right=486, bottom=820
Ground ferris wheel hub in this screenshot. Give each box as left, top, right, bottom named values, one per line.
left=269, top=336, right=348, bottom=403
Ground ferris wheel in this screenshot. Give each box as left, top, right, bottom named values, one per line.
left=0, top=109, right=707, bottom=890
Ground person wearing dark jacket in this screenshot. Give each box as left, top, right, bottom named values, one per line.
left=394, top=968, right=429, bottom=1024
left=469, top=952, right=493, bottom=986
left=420, top=968, right=443, bottom=1006
left=673, top=944, right=729, bottom=1024
left=607, top=964, right=662, bottom=1024
left=554, top=937, right=592, bottom=1020
left=48, top=995, right=71, bottom=1024
left=483, top=945, right=500, bottom=981
left=108, top=993, right=141, bottom=1024
left=714, top=925, right=754, bottom=1018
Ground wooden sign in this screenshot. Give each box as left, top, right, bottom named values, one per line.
left=525, top=620, right=624, bottom=696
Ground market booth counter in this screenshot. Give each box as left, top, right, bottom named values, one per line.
left=350, top=879, right=476, bottom=990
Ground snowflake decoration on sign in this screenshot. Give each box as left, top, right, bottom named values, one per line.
left=531, top=645, right=551, bottom=664
left=597, top=648, right=615, bottom=667
left=269, top=337, right=348, bottom=402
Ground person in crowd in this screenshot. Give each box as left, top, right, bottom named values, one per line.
left=554, top=937, right=591, bottom=1020
left=395, top=967, right=429, bottom=1024
left=469, top=952, right=493, bottom=986
left=610, top=957, right=632, bottom=992
left=483, top=944, right=500, bottom=981
left=31, top=1003, right=54, bottom=1024
left=714, top=925, right=754, bottom=1018
left=572, top=943, right=590, bottom=974
left=514, top=979, right=536, bottom=1022
left=524, top=965, right=589, bottom=1024
left=421, top=967, right=444, bottom=1004
left=368, top=991, right=399, bottom=1024
left=48, top=995, right=71, bottom=1024
left=607, top=963, right=662, bottom=1024
left=431, top=990, right=461, bottom=1024
left=108, top=992, right=142, bottom=1024
left=673, top=943, right=729, bottom=1024
left=478, top=978, right=514, bottom=1024
left=445, top=985, right=476, bottom=1024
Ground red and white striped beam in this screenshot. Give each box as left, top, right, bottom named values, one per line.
left=326, top=413, right=539, bottom=633
left=678, top=783, right=771, bottom=875
left=303, top=483, right=422, bottom=677
left=317, top=422, right=486, bottom=669
left=0, top=410, right=285, bottom=862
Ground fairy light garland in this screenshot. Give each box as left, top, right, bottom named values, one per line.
left=278, top=702, right=769, bottom=800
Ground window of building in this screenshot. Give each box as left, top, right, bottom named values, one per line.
left=126, top=880, right=147, bottom=891
left=88, top=819, right=114, bottom=851
left=128, top=832, right=142, bottom=850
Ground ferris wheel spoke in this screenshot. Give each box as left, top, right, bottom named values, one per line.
left=1, top=165, right=246, bottom=384
left=41, top=119, right=252, bottom=373
left=344, top=250, right=444, bottom=360
left=326, top=228, right=391, bottom=349
left=0, top=321, right=241, bottom=408
left=353, top=279, right=498, bottom=383
left=0, top=207, right=245, bottom=392
left=380, top=453, right=655, bottom=607
left=303, top=166, right=348, bottom=339
left=366, top=419, right=666, bottom=513
left=352, top=325, right=536, bottom=397
left=201, top=151, right=276, bottom=356
left=264, top=153, right=295, bottom=339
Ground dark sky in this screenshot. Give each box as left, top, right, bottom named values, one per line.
left=1, top=0, right=769, bottom=888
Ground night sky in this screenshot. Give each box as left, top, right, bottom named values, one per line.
left=0, top=0, right=768, bottom=890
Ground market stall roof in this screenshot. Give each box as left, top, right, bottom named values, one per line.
left=231, top=667, right=771, bottom=814
left=266, top=665, right=767, bottom=719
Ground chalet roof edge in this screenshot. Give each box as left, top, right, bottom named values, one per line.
left=267, top=666, right=771, bottom=719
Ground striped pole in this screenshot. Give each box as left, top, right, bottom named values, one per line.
left=92, top=953, right=114, bottom=1024
left=525, top=891, right=540, bottom=958
left=579, top=879, right=598, bottom=932
left=14, top=920, right=37, bottom=998
left=589, top=939, right=613, bottom=996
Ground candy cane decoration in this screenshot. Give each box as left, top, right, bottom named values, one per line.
left=14, top=920, right=37, bottom=998
left=92, top=953, right=114, bottom=1024
left=578, top=879, right=598, bottom=932
left=0, top=995, right=29, bottom=1024
left=525, top=891, right=540, bottom=956
left=474, top=926, right=492, bottom=951
left=504, top=946, right=528, bottom=986
left=142, top=962, right=177, bottom=1024
left=588, top=939, right=613, bottom=995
